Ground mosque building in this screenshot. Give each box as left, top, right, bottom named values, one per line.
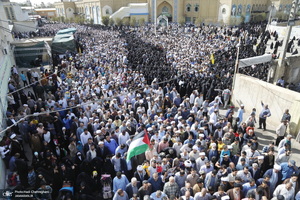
left=54, top=0, right=293, bottom=25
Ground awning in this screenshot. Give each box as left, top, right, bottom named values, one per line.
left=239, top=54, right=272, bottom=68
left=56, top=28, right=77, bottom=35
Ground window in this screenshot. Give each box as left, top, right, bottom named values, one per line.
left=69, top=8, right=72, bottom=12
left=186, top=4, right=191, bottom=12
left=106, top=9, right=110, bottom=15
left=195, top=5, right=199, bottom=12
left=220, top=8, right=225, bottom=14
left=5, top=7, right=11, bottom=20
left=9, top=7, right=15, bottom=20
left=162, top=6, right=168, bottom=13
left=185, top=17, right=191, bottom=22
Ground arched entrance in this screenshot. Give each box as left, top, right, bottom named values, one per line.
left=157, top=2, right=173, bottom=22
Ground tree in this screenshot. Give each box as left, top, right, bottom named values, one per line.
left=195, top=17, right=202, bottom=26
left=178, top=17, right=185, bottom=26
left=122, top=18, right=130, bottom=26
left=130, top=17, right=137, bottom=26
left=138, top=18, right=145, bottom=26
left=115, top=18, right=122, bottom=27
left=60, top=16, right=65, bottom=23
left=74, top=16, right=84, bottom=24
left=102, top=16, right=110, bottom=26
left=109, top=18, right=115, bottom=26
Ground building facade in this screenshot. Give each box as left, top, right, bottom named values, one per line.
left=54, top=0, right=293, bottom=25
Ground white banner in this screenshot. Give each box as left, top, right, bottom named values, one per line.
left=238, top=54, right=272, bottom=68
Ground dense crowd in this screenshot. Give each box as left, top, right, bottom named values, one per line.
left=2, top=23, right=300, bottom=200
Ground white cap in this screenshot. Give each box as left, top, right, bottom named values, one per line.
left=192, top=146, right=198, bottom=150
left=227, top=145, right=233, bottom=149
left=23, top=104, right=28, bottom=107
left=98, top=141, right=104, bottom=145
left=258, top=156, right=264, bottom=160
left=167, top=126, right=172, bottom=130
left=184, top=160, right=192, bottom=167
left=10, top=133, right=16, bottom=139
left=199, top=152, right=205, bottom=156
left=96, top=130, right=101, bottom=134
left=147, top=128, right=153, bottom=131
left=157, top=119, right=162, bottom=122
left=171, top=121, right=175, bottom=124
left=199, top=134, right=204, bottom=138
left=274, top=164, right=281, bottom=170
left=211, top=143, right=217, bottom=147
left=137, top=165, right=143, bottom=171
left=178, top=116, right=183, bottom=120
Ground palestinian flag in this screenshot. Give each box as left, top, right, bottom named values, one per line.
left=126, top=132, right=150, bottom=161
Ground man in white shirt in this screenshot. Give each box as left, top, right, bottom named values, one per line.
left=273, top=182, right=295, bottom=200
left=80, top=129, right=92, bottom=145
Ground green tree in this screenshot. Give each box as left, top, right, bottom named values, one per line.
left=130, top=17, right=137, bottom=26
left=122, top=18, right=130, bottom=26
left=115, top=18, right=122, bottom=27
left=195, top=17, right=202, bottom=26
left=109, top=18, right=115, bottom=26
left=60, top=16, right=65, bottom=23
left=178, top=17, right=185, bottom=26
left=138, top=18, right=145, bottom=26
left=102, top=16, right=110, bottom=26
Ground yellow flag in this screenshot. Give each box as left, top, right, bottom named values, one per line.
left=210, top=53, right=215, bottom=64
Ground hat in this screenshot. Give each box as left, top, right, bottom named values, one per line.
left=274, top=164, right=281, bottom=170
left=199, top=134, right=205, bottom=138
left=289, top=160, right=296, bottom=166
left=192, top=146, right=198, bottom=150
left=241, top=104, right=244, bottom=107
left=199, top=152, right=205, bottom=156
left=211, top=143, right=217, bottom=147
left=93, top=171, right=98, bottom=176
left=137, top=165, right=143, bottom=171
left=142, top=180, right=148, bottom=184
left=147, top=127, right=153, bottom=131
left=167, top=126, right=172, bottom=130
left=23, top=104, right=28, bottom=107
left=96, top=130, right=101, bottom=134
left=98, top=141, right=104, bottom=145
left=227, top=145, right=233, bottom=149
left=287, top=134, right=293, bottom=138
left=10, top=133, right=16, bottom=139
left=258, top=156, right=264, bottom=160
left=199, top=170, right=205, bottom=175
left=184, top=160, right=192, bottom=167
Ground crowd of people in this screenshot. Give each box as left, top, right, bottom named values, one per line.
left=1, top=22, right=300, bottom=200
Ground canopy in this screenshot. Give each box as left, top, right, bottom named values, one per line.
left=51, top=34, right=76, bottom=54
left=56, top=28, right=77, bottom=35
left=238, top=54, right=272, bottom=68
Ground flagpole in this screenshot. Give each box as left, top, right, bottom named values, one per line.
left=232, top=37, right=241, bottom=92
left=154, top=0, right=157, bottom=35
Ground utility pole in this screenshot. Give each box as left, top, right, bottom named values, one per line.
left=154, top=0, right=157, bottom=35
left=267, top=3, right=274, bottom=30
left=275, top=0, right=299, bottom=82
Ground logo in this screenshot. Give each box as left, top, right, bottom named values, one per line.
left=2, top=190, right=13, bottom=197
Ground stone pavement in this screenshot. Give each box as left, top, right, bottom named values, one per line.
left=219, top=106, right=300, bottom=164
